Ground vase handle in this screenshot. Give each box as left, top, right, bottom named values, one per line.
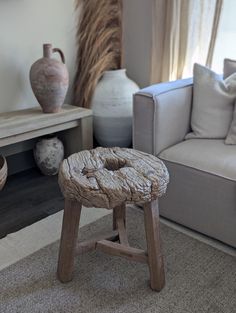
left=53, top=48, right=66, bottom=64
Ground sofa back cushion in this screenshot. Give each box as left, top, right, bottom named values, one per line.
left=223, top=59, right=236, bottom=144
left=186, top=63, right=236, bottom=140
left=224, top=58, right=236, bottom=79
left=226, top=104, right=236, bottom=144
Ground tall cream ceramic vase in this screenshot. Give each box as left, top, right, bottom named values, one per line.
left=91, top=69, right=139, bottom=147
left=30, top=44, right=69, bottom=113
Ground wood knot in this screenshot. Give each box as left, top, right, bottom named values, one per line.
left=82, top=167, right=99, bottom=177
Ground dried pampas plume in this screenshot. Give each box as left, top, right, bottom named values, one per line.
left=73, top=0, right=123, bottom=108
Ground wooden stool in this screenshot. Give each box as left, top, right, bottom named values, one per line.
left=57, top=147, right=169, bottom=291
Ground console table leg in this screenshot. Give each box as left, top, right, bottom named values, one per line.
left=80, top=116, right=93, bottom=150
left=144, top=199, right=165, bottom=291
left=60, top=116, right=93, bottom=157
left=57, top=200, right=82, bottom=283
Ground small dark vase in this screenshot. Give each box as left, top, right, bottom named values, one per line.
left=30, top=44, right=69, bottom=113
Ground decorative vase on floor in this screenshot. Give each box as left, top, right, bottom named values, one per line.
left=30, top=43, right=69, bottom=113
left=0, top=155, right=8, bottom=191
left=91, top=69, right=139, bottom=147
left=34, top=136, right=64, bottom=176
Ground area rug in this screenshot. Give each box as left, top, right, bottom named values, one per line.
left=0, top=207, right=109, bottom=271
left=0, top=207, right=235, bottom=313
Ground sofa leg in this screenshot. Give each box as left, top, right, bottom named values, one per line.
left=57, top=199, right=82, bottom=283
left=144, top=199, right=165, bottom=291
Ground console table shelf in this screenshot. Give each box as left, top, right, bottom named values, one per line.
left=0, top=104, right=93, bottom=157
left=0, top=105, right=92, bottom=236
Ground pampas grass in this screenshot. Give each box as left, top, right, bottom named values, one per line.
left=73, top=0, right=123, bottom=108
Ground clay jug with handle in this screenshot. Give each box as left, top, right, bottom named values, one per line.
left=30, top=43, right=69, bottom=113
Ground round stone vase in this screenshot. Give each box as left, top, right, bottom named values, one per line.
left=30, top=44, right=69, bottom=113
left=91, top=69, right=139, bottom=147
left=34, top=136, right=64, bottom=176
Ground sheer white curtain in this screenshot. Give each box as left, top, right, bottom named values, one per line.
left=150, top=0, right=223, bottom=83
left=212, top=0, right=236, bottom=73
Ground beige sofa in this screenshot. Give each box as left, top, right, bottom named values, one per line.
left=133, top=78, right=236, bottom=248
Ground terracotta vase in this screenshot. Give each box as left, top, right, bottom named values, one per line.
left=0, top=155, right=8, bottom=191
left=30, top=44, right=69, bottom=113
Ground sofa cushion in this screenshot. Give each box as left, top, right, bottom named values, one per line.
left=159, top=139, right=236, bottom=181
left=224, top=58, right=236, bottom=79
left=223, top=59, right=236, bottom=145
left=186, top=63, right=236, bottom=139
left=159, top=159, right=236, bottom=248
left=225, top=102, right=236, bottom=144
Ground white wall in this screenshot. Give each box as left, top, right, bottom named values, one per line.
left=0, top=0, right=77, bottom=114
left=0, top=0, right=152, bottom=114
left=123, top=0, right=152, bottom=88
left=0, top=0, right=152, bottom=173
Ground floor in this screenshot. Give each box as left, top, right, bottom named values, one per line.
left=0, top=168, right=235, bottom=272
left=0, top=168, right=110, bottom=270
left=0, top=205, right=110, bottom=271
left=0, top=168, right=63, bottom=239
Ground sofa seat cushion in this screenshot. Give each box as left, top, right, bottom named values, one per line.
left=159, top=139, right=236, bottom=181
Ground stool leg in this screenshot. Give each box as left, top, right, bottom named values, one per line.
left=113, top=203, right=126, bottom=229
left=57, top=199, right=82, bottom=283
left=113, top=203, right=129, bottom=246
left=144, top=199, right=165, bottom=291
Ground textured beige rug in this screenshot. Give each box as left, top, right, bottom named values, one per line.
left=0, top=207, right=235, bottom=313
left=0, top=207, right=110, bottom=271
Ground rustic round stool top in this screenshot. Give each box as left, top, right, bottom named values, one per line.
left=59, top=147, right=169, bottom=209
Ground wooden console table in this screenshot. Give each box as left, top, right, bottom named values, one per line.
left=0, top=104, right=93, bottom=160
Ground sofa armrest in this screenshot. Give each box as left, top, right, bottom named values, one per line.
left=133, top=78, right=193, bottom=155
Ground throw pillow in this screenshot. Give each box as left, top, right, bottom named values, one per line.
left=224, top=58, right=236, bottom=79
left=186, top=63, right=236, bottom=140
left=224, top=58, right=236, bottom=144
left=225, top=102, right=236, bottom=144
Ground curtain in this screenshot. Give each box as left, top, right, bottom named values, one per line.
left=150, top=0, right=223, bottom=83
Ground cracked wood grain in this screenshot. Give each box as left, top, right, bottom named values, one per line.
left=58, top=147, right=169, bottom=209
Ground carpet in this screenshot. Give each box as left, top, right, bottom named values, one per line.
left=0, top=207, right=235, bottom=313
left=0, top=207, right=109, bottom=271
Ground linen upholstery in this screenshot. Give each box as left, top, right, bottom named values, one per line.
left=159, top=139, right=236, bottom=181
left=224, top=58, right=236, bottom=144
left=226, top=104, right=236, bottom=144
left=159, top=137, right=236, bottom=248
left=133, top=78, right=192, bottom=155
left=224, top=58, right=236, bottom=79
left=159, top=160, right=236, bottom=248
left=186, top=63, right=236, bottom=139
left=133, top=77, right=236, bottom=248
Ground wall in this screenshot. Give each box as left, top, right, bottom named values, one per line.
left=123, top=0, right=152, bottom=88
left=0, top=0, right=77, bottom=173
left=0, top=0, right=77, bottom=114
left=0, top=0, right=152, bottom=112
left=0, top=0, right=152, bottom=173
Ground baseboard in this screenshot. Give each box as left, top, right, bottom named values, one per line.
left=160, top=217, right=236, bottom=257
